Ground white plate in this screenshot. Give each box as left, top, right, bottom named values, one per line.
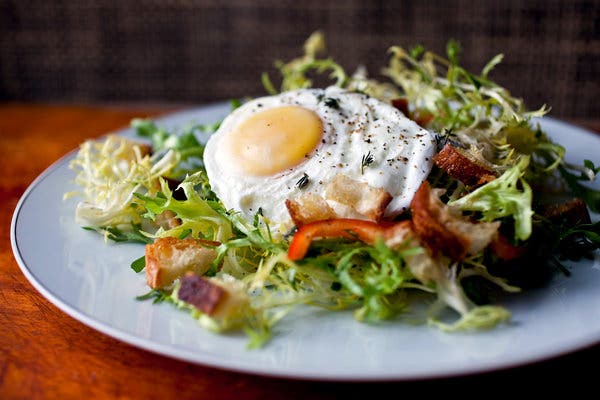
left=11, top=105, right=600, bottom=381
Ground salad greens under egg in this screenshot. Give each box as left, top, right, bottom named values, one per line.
left=66, top=32, right=600, bottom=348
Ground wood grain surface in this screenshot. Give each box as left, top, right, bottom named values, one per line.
left=1, top=103, right=599, bottom=399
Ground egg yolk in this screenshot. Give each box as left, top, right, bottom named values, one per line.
left=223, top=106, right=323, bottom=176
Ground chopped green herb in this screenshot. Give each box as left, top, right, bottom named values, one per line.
left=361, top=151, right=374, bottom=174
left=130, top=255, right=146, bottom=273
left=296, top=173, right=309, bottom=189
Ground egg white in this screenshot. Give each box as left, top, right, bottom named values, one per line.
left=203, top=86, right=436, bottom=229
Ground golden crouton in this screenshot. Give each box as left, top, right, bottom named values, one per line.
left=325, top=174, right=393, bottom=222
left=433, top=144, right=496, bottom=186
left=285, top=194, right=337, bottom=227
left=154, top=210, right=182, bottom=230
left=145, top=237, right=219, bottom=289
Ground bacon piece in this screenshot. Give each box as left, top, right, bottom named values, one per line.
left=178, top=273, right=225, bottom=315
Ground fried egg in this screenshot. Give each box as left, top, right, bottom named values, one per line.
left=203, top=86, right=436, bottom=230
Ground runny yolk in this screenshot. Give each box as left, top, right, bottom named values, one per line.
left=223, top=106, right=323, bottom=176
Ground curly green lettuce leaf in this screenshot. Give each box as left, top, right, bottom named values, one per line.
left=420, top=261, right=513, bottom=331
left=137, top=173, right=233, bottom=243
left=335, top=240, right=422, bottom=322
left=65, top=135, right=179, bottom=232
left=449, top=156, right=534, bottom=241
left=131, top=118, right=208, bottom=179
left=429, top=305, right=511, bottom=332
left=262, top=31, right=348, bottom=94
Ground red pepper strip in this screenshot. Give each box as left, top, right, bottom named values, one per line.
left=391, top=98, right=433, bottom=128
left=489, top=233, right=525, bottom=261
left=287, top=219, right=388, bottom=261
left=391, top=98, right=409, bottom=116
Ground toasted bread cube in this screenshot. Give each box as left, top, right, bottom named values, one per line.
left=209, top=274, right=250, bottom=321
left=433, top=144, right=496, bottom=186
left=324, top=174, right=392, bottom=222
left=540, top=197, right=591, bottom=227
left=145, top=237, right=219, bottom=289
left=286, top=194, right=337, bottom=227
left=410, top=181, right=499, bottom=261
left=154, top=210, right=182, bottom=230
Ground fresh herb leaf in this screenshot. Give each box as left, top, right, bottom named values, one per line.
left=361, top=151, right=374, bottom=174
left=230, top=98, right=242, bottom=110
left=322, top=97, right=340, bottom=109
left=296, top=173, right=309, bottom=189
left=83, top=225, right=152, bottom=244
left=136, top=289, right=173, bottom=304
left=131, top=255, right=146, bottom=273
left=446, top=39, right=461, bottom=66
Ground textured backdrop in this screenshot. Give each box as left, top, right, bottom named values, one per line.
left=1, top=0, right=599, bottom=119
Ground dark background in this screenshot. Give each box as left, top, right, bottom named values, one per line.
left=1, top=0, right=599, bottom=119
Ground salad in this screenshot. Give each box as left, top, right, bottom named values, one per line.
left=66, top=32, right=600, bottom=348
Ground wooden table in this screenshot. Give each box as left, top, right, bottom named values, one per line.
left=1, top=103, right=599, bottom=398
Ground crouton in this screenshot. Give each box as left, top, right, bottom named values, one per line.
left=285, top=194, right=337, bottom=227
left=154, top=210, right=181, bottom=230
left=286, top=175, right=392, bottom=226
left=540, top=197, right=591, bottom=227
left=433, top=144, right=496, bottom=186
left=324, top=174, right=392, bottom=222
left=410, top=181, right=499, bottom=261
left=145, top=237, right=219, bottom=289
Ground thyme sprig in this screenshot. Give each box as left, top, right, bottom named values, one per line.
left=361, top=151, right=374, bottom=174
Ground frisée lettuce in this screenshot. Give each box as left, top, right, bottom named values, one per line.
left=66, top=32, right=600, bottom=348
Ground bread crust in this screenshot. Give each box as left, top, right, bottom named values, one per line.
left=433, top=144, right=496, bottom=186
left=410, top=181, right=499, bottom=261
